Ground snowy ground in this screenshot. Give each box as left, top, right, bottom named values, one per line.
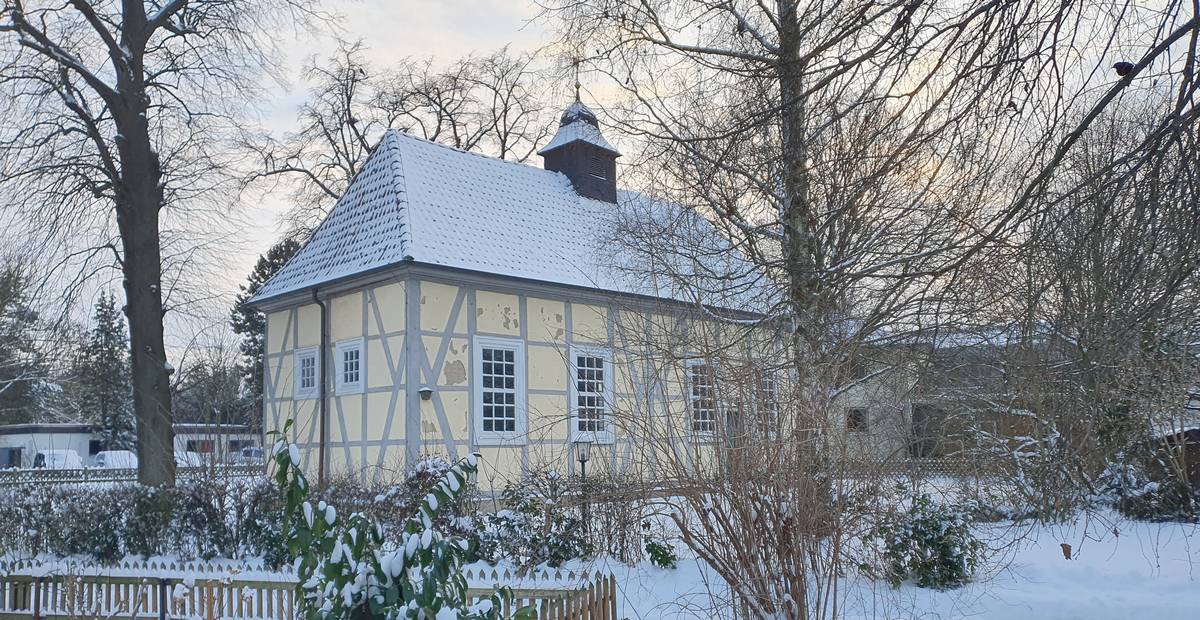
left=554, top=513, right=1199, bottom=619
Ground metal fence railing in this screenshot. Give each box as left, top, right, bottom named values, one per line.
left=0, top=464, right=265, bottom=487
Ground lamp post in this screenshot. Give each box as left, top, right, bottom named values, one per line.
left=574, top=437, right=592, bottom=537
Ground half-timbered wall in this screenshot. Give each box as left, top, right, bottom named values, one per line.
left=263, top=269, right=909, bottom=491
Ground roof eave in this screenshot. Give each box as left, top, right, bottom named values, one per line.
left=245, top=260, right=766, bottom=321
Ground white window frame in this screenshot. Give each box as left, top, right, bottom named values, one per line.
left=569, top=345, right=615, bottom=444
left=847, top=407, right=869, bottom=433
left=753, top=367, right=780, bottom=439
left=685, top=358, right=719, bottom=437
left=335, top=338, right=364, bottom=395
left=473, top=336, right=526, bottom=445
left=293, top=347, right=319, bottom=399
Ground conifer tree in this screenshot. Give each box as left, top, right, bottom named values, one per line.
left=0, top=265, right=43, bottom=425
left=77, top=292, right=134, bottom=449
left=232, top=238, right=301, bottom=423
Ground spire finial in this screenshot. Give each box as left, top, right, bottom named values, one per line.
left=572, top=58, right=581, bottom=102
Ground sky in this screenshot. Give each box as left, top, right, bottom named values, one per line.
left=206, top=0, right=552, bottom=343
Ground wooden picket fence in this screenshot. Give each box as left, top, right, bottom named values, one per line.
left=0, top=561, right=618, bottom=619
left=464, top=568, right=618, bottom=620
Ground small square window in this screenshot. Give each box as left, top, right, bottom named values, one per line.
left=294, top=347, right=319, bottom=399
left=847, top=408, right=869, bottom=433
left=335, top=340, right=364, bottom=394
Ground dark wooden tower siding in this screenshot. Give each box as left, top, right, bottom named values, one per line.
left=539, top=102, right=620, bottom=203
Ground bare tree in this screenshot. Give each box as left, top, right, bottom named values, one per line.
left=0, top=0, right=319, bottom=485
left=950, top=102, right=1200, bottom=516
left=541, top=0, right=1200, bottom=616
left=245, top=42, right=553, bottom=234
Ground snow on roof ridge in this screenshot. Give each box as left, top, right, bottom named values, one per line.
left=389, top=131, right=415, bottom=259
left=536, top=119, right=620, bottom=156
left=386, top=128, right=560, bottom=176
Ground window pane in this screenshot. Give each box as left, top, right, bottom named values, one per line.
left=689, top=364, right=716, bottom=433
left=481, top=346, right=519, bottom=435
left=576, top=355, right=608, bottom=434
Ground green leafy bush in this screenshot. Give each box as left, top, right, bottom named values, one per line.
left=644, top=539, right=678, bottom=569
left=270, top=422, right=524, bottom=619
left=871, top=492, right=985, bottom=589
left=237, top=481, right=288, bottom=566
left=477, top=470, right=593, bottom=568
left=1114, top=478, right=1198, bottom=522
left=51, top=488, right=124, bottom=561
left=0, top=459, right=483, bottom=567
left=122, top=486, right=175, bottom=558
left=173, top=478, right=237, bottom=559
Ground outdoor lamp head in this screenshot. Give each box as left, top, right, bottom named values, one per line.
left=574, top=437, right=593, bottom=464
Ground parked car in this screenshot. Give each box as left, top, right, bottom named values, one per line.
left=93, top=450, right=138, bottom=469
left=32, top=449, right=84, bottom=469
left=175, top=451, right=205, bottom=468
left=238, top=446, right=264, bottom=464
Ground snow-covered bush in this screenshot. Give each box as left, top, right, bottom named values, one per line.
left=581, top=473, right=648, bottom=564
left=0, top=485, right=56, bottom=557
left=51, top=487, right=125, bottom=561
left=1115, top=479, right=1197, bottom=522
left=238, top=479, right=289, bottom=566
left=270, top=424, right=522, bottom=619
left=1107, top=463, right=1198, bottom=522
left=870, top=491, right=985, bottom=589
left=333, top=456, right=481, bottom=545
left=122, top=485, right=175, bottom=558
left=0, top=459, right=487, bottom=567
left=0, top=479, right=251, bottom=562
left=477, top=470, right=592, bottom=568
left=173, top=478, right=238, bottom=559
left=982, top=424, right=1091, bottom=522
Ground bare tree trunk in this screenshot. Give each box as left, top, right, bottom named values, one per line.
left=777, top=1, right=814, bottom=377
left=105, top=8, right=173, bottom=487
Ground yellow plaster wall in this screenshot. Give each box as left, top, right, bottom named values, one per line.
left=476, top=290, right=521, bottom=335
left=421, top=282, right=466, bottom=333
left=369, top=282, right=405, bottom=335
left=265, top=276, right=801, bottom=487
left=571, top=304, right=608, bottom=344
left=330, top=292, right=364, bottom=341
left=527, top=297, right=566, bottom=344
left=477, top=446, right=522, bottom=486
left=440, top=338, right=470, bottom=387
left=527, top=344, right=568, bottom=391
left=438, top=392, right=470, bottom=439
left=528, top=393, right=568, bottom=442
left=296, top=304, right=321, bottom=348
left=266, top=311, right=291, bottom=352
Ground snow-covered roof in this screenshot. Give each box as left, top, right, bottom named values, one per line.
left=537, top=101, right=619, bottom=155
left=249, top=129, right=768, bottom=312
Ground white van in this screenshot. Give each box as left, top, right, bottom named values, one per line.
left=32, top=449, right=84, bottom=469
left=93, top=450, right=138, bottom=469
left=175, top=451, right=205, bottom=468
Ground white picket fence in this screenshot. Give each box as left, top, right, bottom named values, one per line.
left=0, top=559, right=617, bottom=619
